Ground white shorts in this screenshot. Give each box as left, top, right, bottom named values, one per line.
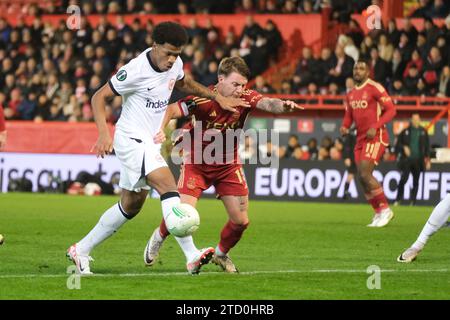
left=113, top=133, right=168, bottom=192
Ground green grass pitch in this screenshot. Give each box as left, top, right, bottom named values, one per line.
left=0, top=193, right=449, bottom=299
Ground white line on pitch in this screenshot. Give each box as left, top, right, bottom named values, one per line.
left=0, top=269, right=448, bottom=279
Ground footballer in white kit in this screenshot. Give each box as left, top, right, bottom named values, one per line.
left=67, top=22, right=249, bottom=275
left=109, top=47, right=184, bottom=192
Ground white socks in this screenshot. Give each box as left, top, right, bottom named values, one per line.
left=412, top=194, right=450, bottom=250
left=160, top=192, right=199, bottom=262
left=77, top=202, right=130, bottom=256
left=174, top=235, right=199, bottom=262
left=160, top=192, right=181, bottom=221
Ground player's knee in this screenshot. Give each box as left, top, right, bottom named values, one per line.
left=358, top=170, right=371, bottom=183
left=147, top=177, right=177, bottom=195
left=230, top=215, right=249, bottom=227
left=120, top=196, right=146, bottom=217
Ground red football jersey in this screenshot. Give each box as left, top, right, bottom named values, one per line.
left=177, top=86, right=264, bottom=165
left=342, top=79, right=396, bottom=146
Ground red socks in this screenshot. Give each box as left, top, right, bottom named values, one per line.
left=159, top=219, right=170, bottom=238
left=365, top=188, right=389, bottom=214
left=218, top=220, right=249, bottom=254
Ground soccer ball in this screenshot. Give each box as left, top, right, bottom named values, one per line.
left=165, top=203, right=200, bottom=237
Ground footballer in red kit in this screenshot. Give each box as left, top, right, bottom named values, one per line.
left=175, top=88, right=264, bottom=198
left=340, top=59, right=396, bottom=227
left=145, top=56, right=302, bottom=273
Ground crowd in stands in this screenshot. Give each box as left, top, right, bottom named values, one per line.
left=0, top=0, right=449, bottom=125
left=285, top=15, right=450, bottom=98
left=0, top=13, right=282, bottom=122
left=1, top=1, right=367, bottom=16
left=240, top=133, right=398, bottom=163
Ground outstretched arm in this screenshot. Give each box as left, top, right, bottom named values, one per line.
left=255, top=97, right=303, bottom=113
left=175, top=75, right=250, bottom=112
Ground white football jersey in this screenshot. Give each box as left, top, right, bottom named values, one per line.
left=109, top=48, right=184, bottom=142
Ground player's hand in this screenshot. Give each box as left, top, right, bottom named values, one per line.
left=366, top=128, right=376, bottom=140
left=283, top=100, right=304, bottom=112
left=425, top=159, right=431, bottom=170
left=153, top=129, right=166, bottom=144
left=344, top=158, right=351, bottom=167
left=340, top=126, right=349, bottom=136
left=215, top=93, right=250, bottom=113
left=0, top=130, right=6, bottom=150
left=404, top=145, right=411, bottom=157
left=91, top=132, right=113, bottom=158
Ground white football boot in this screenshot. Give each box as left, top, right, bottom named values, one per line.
left=367, top=213, right=382, bottom=227
left=397, top=247, right=421, bottom=263
left=375, top=208, right=395, bottom=227
left=186, top=247, right=215, bottom=275
left=66, top=244, right=94, bottom=275
left=144, top=227, right=166, bottom=266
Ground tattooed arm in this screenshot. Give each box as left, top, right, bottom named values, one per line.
left=256, top=97, right=302, bottom=114
left=175, top=75, right=250, bottom=112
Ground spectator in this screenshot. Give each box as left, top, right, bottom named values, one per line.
left=387, top=19, right=401, bottom=47
left=390, top=79, right=407, bottom=96
left=338, top=34, right=359, bottom=62
left=403, top=65, right=421, bottom=95
left=398, top=32, right=414, bottom=62
left=403, top=49, right=424, bottom=78
left=240, top=15, right=264, bottom=42
left=306, top=137, right=319, bottom=160
left=416, top=32, right=429, bottom=60
left=317, top=47, right=334, bottom=86
left=295, top=46, right=319, bottom=87
left=390, top=48, right=407, bottom=82
left=378, top=33, right=394, bottom=62
left=346, top=19, right=364, bottom=48
left=410, top=0, right=432, bottom=18
left=236, top=0, right=257, bottom=14
left=280, top=134, right=301, bottom=158
left=437, top=65, right=450, bottom=97
left=370, top=47, right=390, bottom=86
left=329, top=45, right=354, bottom=89
left=253, top=75, right=276, bottom=94
left=264, top=20, right=283, bottom=61
left=427, top=0, right=449, bottom=18
left=282, top=0, right=298, bottom=13
left=239, top=135, right=257, bottom=161
left=422, top=46, right=444, bottom=91
left=423, top=17, right=440, bottom=45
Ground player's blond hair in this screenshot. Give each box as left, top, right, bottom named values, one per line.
left=218, top=57, right=251, bottom=80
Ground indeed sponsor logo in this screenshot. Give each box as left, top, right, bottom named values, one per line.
left=146, top=99, right=169, bottom=109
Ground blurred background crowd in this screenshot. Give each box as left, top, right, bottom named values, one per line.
left=0, top=0, right=449, bottom=163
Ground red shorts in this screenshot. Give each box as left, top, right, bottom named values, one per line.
left=178, top=163, right=248, bottom=199
left=354, top=138, right=387, bottom=165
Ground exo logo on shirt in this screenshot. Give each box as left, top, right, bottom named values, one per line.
left=350, top=100, right=368, bottom=109
left=116, top=70, right=127, bottom=81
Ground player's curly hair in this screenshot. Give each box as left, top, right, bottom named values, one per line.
left=152, top=21, right=188, bottom=47
left=218, top=57, right=251, bottom=79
